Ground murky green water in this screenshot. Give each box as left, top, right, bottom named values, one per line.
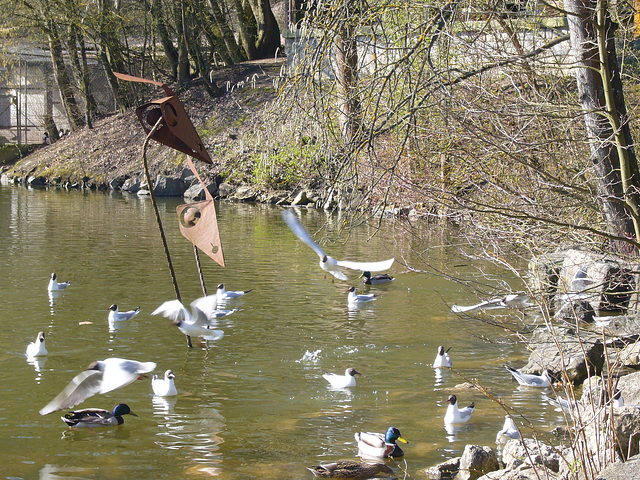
left=0, top=186, right=568, bottom=479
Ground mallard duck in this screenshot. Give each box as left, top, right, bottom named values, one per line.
left=281, top=210, right=395, bottom=281
left=108, top=304, right=140, bottom=322
left=347, top=287, right=377, bottom=306
left=322, top=368, right=361, bottom=388
left=444, top=394, right=475, bottom=424
left=48, top=272, right=70, bottom=292
left=504, top=365, right=552, bottom=387
left=307, top=460, right=393, bottom=479
left=152, top=369, right=178, bottom=396
left=26, top=331, right=48, bottom=357
left=61, top=403, right=137, bottom=428
left=216, top=283, right=252, bottom=301
left=360, top=271, right=394, bottom=285
left=432, top=346, right=452, bottom=368
left=355, top=427, right=408, bottom=459
left=39, top=357, right=156, bottom=415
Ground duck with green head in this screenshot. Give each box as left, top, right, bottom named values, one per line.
left=307, top=460, right=393, bottom=479
left=360, top=271, right=394, bottom=286
left=355, top=426, right=408, bottom=459
left=61, top=403, right=137, bottom=428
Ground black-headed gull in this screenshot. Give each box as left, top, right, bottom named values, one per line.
left=451, top=293, right=530, bottom=313
left=151, top=296, right=232, bottom=341
left=496, top=415, right=521, bottom=443
left=216, top=283, right=251, bottom=301
left=39, top=357, right=156, bottom=415
left=444, top=394, right=475, bottom=424
left=433, top=346, right=452, bottom=368
left=26, top=331, right=48, bottom=357
left=281, top=209, right=394, bottom=281
left=355, top=427, right=408, bottom=459
left=546, top=394, right=578, bottom=413
left=347, top=286, right=377, bottom=306
left=108, top=304, right=140, bottom=322
left=322, top=368, right=361, bottom=388
left=152, top=369, right=178, bottom=396
left=48, top=272, right=70, bottom=292
left=505, top=365, right=552, bottom=387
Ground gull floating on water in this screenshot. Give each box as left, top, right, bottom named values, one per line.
left=547, top=394, right=579, bottom=413
left=152, top=370, right=178, bottom=396
left=26, top=331, right=48, bottom=357
left=347, top=286, right=377, bottom=306
left=108, top=304, right=140, bottom=322
left=360, top=271, right=394, bottom=285
left=444, top=394, right=475, bottom=424
left=505, top=365, right=552, bottom=388
left=433, top=346, right=452, bottom=368
left=152, top=296, right=232, bottom=340
left=355, top=427, right=408, bottom=459
left=496, top=415, right=521, bottom=443
left=281, top=209, right=394, bottom=281
left=216, top=283, right=252, bottom=301
left=322, top=368, right=361, bottom=388
left=48, top=273, right=70, bottom=292
left=61, top=403, right=137, bottom=428
left=451, top=293, right=530, bottom=313
left=39, top=357, right=156, bottom=415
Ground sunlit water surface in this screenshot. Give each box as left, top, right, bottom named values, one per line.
left=0, top=186, right=567, bottom=479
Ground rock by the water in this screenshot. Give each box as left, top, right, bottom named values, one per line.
left=27, top=175, right=46, bottom=187
left=479, top=465, right=560, bottom=480
left=501, top=438, right=562, bottom=473
left=218, top=182, right=234, bottom=198
left=520, top=326, right=603, bottom=385
left=458, top=445, right=499, bottom=480
left=184, top=183, right=218, bottom=200
left=122, top=176, right=142, bottom=193
left=595, top=453, right=640, bottom=480
left=153, top=175, right=186, bottom=197
left=234, top=185, right=256, bottom=201
left=425, top=457, right=460, bottom=479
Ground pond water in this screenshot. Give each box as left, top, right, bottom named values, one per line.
left=0, top=185, right=567, bottom=479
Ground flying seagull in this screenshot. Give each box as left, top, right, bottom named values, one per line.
left=281, top=209, right=394, bottom=281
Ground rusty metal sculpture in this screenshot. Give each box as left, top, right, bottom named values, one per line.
left=114, top=72, right=225, bottom=268
left=114, top=73, right=225, bottom=347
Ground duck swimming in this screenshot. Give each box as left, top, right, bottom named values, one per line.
left=355, top=426, right=408, bottom=459
left=26, top=331, right=48, bottom=357
left=322, top=368, right=361, bottom=388
left=61, top=403, right=137, bottom=428
left=307, top=460, right=393, bottom=479
left=360, top=271, right=394, bottom=285
left=444, top=394, right=475, bottom=424
left=152, top=370, right=178, bottom=396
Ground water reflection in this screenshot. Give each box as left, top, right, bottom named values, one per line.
left=444, top=423, right=471, bottom=443
left=39, top=464, right=91, bottom=480
left=152, top=394, right=178, bottom=414
left=27, top=355, right=47, bottom=375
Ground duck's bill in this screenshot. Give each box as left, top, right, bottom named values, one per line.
left=397, top=436, right=409, bottom=444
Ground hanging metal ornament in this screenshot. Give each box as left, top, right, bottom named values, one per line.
left=114, top=73, right=225, bottom=267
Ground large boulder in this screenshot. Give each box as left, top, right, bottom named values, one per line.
left=424, top=457, right=460, bottom=479
left=520, top=326, right=604, bottom=386
left=595, top=453, right=640, bottom=480
left=458, top=445, right=499, bottom=480
left=184, top=183, right=218, bottom=200
left=501, top=438, right=562, bottom=473
left=478, top=465, right=560, bottom=480
left=153, top=175, right=186, bottom=197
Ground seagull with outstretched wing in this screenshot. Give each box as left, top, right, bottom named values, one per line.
left=281, top=209, right=394, bottom=281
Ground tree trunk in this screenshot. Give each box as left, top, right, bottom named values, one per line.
left=150, top=0, right=179, bottom=80
left=47, top=20, right=85, bottom=131
left=565, top=0, right=640, bottom=247
left=206, top=0, right=247, bottom=64
left=67, top=23, right=97, bottom=128
left=246, top=0, right=281, bottom=57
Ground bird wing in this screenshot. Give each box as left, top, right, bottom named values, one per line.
left=99, top=358, right=156, bottom=394
left=190, top=294, right=221, bottom=321
left=358, top=431, right=385, bottom=448
left=152, top=300, right=189, bottom=322
left=336, top=258, right=395, bottom=273
left=281, top=209, right=326, bottom=258
left=39, top=370, right=104, bottom=415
